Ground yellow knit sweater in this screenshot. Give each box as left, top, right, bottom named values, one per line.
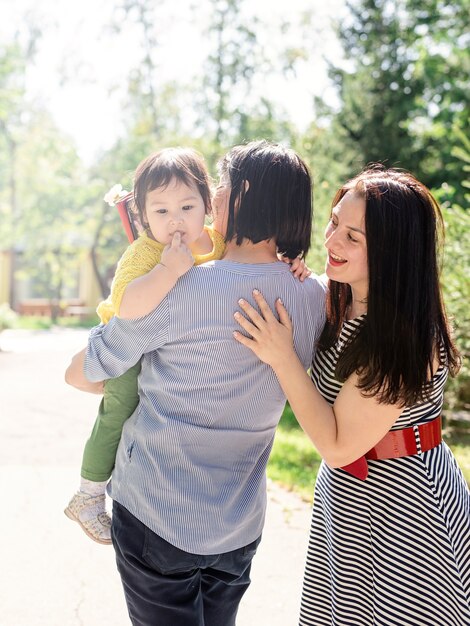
left=96, top=226, right=226, bottom=324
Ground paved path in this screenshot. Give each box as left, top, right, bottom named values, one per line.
left=0, top=328, right=313, bottom=626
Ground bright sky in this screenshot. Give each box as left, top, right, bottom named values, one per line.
left=1, top=0, right=346, bottom=163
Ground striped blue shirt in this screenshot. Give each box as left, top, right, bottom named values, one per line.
left=85, top=259, right=326, bottom=554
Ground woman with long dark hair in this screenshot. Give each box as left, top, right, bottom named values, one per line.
left=234, top=166, right=470, bottom=625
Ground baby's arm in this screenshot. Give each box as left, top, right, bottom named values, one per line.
left=119, top=232, right=194, bottom=319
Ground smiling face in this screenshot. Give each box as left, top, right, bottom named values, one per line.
left=144, top=178, right=206, bottom=246
left=324, top=190, right=368, bottom=300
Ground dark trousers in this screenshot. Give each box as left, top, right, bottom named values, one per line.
left=111, top=501, right=261, bottom=626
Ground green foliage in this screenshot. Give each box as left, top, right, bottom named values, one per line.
left=441, top=204, right=470, bottom=409
left=325, top=0, right=424, bottom=173
left=0, top=41, right=28, bottom=250
left=322, top=0, right=469, bottom=203
left=12, top=110, right=99, bottom=304
left=436, top=126, right=470, bottom=410
left=202, top=0, right=260, bottom=146
left=0, top=303, right=18, bottom=332
left=13, top=315, right=51, bottom=330
left=296, top=123, right=349, bottom=274
left=12, top=314, right=99, bottom=330
left=55, top=315, right=100, bottom=329
left=267, top=404, right=321, bottom=500
left=443, top=429, right=470, bottom=484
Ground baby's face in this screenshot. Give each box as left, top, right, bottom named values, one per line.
left=144, top=178, right=206, bottom=246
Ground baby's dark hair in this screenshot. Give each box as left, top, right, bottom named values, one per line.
left=133, top=148, right=212, bottom=226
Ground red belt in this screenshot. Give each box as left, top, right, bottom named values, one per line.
left=341, top=416, right=442, bottom=480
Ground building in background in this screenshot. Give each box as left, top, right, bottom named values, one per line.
left=0, top=247, right=101, bottom=320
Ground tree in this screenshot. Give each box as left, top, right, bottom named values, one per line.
left=200, top=0, right=260, bottom=147
left=321, top=0, right=469, bottom=203
left=327, top=0, right=426, bottom=172
left=406, top=0, right=470, bottom=203
left=437, top=127, right=470, bottom=409
left=0, top=41, right=25, bottom=251
left=112, top=0, right=165, bottom=138
left=13, top=109, right=99, bottom=316
left=0, top=29, right=40, bottom=306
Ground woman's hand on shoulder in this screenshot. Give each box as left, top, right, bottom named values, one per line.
left=233, top=290, right=296, bottom=370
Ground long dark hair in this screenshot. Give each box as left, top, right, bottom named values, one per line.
left=320, top=166, right=460, bottom=406
left=218, top=140, right=312, bottom=259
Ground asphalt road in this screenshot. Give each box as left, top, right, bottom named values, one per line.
left=0, top=328, right=313, bottom=626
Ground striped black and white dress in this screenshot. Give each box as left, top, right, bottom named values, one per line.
left=299, top=317, right=470, bottom=626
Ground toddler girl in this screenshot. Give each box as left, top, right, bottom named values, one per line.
left=64, top=147, right=225, bottom=543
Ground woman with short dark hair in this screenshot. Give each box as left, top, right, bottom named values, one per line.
left=66, top=140, right=326, bottom=626
left=234, top=166, right=470, bottom=625
left=218, top=140, right=312, bottom=259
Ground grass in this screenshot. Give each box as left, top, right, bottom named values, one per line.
left=443, top=429, right=470, bottom=480
left=267, top=404, right=320, bottom=502
left=268, top=404, right=470, bottom=502
left=13, top=315, right=99, bottom=330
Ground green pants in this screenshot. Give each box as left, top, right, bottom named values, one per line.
left=81, top=361, right=141, bottom=482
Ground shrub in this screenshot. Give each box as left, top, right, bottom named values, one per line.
left=0, top=303, right=18, bottom=333
left=441, top=203, right=470, bottom=410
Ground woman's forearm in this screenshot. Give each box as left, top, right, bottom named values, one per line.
left=273, top=351, right=403, bottom=466
left=64, top=347, right=104, bottom=394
